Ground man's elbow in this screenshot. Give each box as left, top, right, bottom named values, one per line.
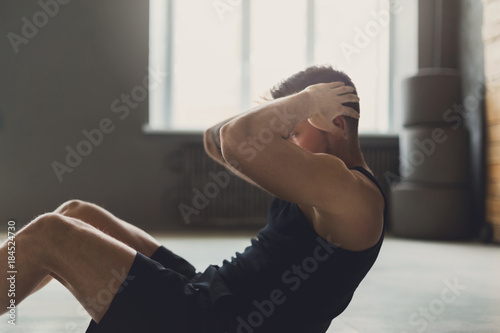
left=219, top=123, right=240, bottom=157
left=203, top=128, right=212, bottom=151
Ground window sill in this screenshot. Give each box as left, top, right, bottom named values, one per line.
left=142, top=124, right=204, bottom=136
left=143, top=124, right=399, bottom=146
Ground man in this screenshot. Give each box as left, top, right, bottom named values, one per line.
left=1, top=65, right=384, bottom=332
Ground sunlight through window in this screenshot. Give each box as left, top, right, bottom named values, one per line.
left=149, top=0, right=392, bottom=133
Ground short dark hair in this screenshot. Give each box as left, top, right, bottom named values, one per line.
left=270, top=65, right=360, bottom=114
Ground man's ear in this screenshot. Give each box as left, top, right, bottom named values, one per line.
left=331, top=115, right=348, bottom=139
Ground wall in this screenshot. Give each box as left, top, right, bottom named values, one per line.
left=0, top=0, right=187, bottom=230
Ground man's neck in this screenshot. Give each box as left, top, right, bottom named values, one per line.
left=344, top=153, right=368, bottom=170
left=332, top=140, right=368, bottom=170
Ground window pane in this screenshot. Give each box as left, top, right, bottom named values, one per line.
left=315, top=0, right=390, bottom=133
left=171, top=0, right=241, bottom=130
left=249, top=0, right=307, bottom=105
left=149, top=0, right=170, bottom=128
left=150, top=0, right=392, bottom=133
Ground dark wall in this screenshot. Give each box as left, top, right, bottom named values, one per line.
left=459, top=0, right=486, bottom=235
left=0, top=0, right=184, bottom=230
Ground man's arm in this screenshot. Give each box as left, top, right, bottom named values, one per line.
left=204, top=119, right=230, bottom=166
left=219, top=82, right=360, bottom=209
left=204, top=117, right=260, bottom=186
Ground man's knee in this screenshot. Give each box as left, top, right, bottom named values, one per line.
left=55, top=199, right=90, bottom=216
left=28, top=213, right=71, bottom=234
left=20, top=213, right=75, bottom=253
left=22, top=213, right=90, bottom=273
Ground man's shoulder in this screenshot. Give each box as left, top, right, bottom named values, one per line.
left=306, top=168, right=385, bottom=251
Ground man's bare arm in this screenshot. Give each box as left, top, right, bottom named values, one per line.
left=203, top=117, right=260, bottom=187
left=203, top=119, right=228, bottom=165
left=219, top=82, right=360, bottom=209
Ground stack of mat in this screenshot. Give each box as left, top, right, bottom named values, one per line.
left=391, top=0, right=471, bottom=239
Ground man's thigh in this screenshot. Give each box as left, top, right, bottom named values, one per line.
left=32, top=213, right=137, bottom=323
left=54, top=200, right=161, bottom=257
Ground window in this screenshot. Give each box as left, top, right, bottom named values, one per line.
left=149, top=0, right=394, bottom=133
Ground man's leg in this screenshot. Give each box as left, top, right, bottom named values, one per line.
left=1, top=213, right=137, bottom=323
left=31, top=200, right=162, bottom=294
left=54, top=200, right=162, bottom=257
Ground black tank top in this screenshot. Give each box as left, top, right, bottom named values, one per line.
left=216, top=167, right=386, bottom=332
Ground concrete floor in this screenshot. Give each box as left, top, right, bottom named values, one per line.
left=0, top=233, right=499, bottom=333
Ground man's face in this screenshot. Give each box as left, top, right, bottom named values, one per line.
left=287, top=120, right=329, bottom=154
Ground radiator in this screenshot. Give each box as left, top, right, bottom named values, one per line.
left=167, top=135, right=399, bottom=229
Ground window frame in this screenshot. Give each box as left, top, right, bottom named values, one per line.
left=147, top=0, right=401, bottom=136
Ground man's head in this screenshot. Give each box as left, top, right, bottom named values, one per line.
left=270, top=65, right=360, bottom=156
left=270, top=64, right=360, bottom=114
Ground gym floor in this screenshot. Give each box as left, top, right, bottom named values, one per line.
left=0, top=233, right=499, bottom=333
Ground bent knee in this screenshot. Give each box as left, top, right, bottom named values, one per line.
left=55, top=199, right=90, bottom=216
left=21, top=213, right=75, bottom=247
left=29, top=212, right=95, bottom=243
left=28, top=213, right=72, bottom=233
left=21, top=213, right=87, bottom=270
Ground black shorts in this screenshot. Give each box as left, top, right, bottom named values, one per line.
left=85, top=246, right=233, bottom=333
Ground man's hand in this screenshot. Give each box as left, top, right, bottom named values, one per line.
left=305, top=82, right=360, bottom=132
